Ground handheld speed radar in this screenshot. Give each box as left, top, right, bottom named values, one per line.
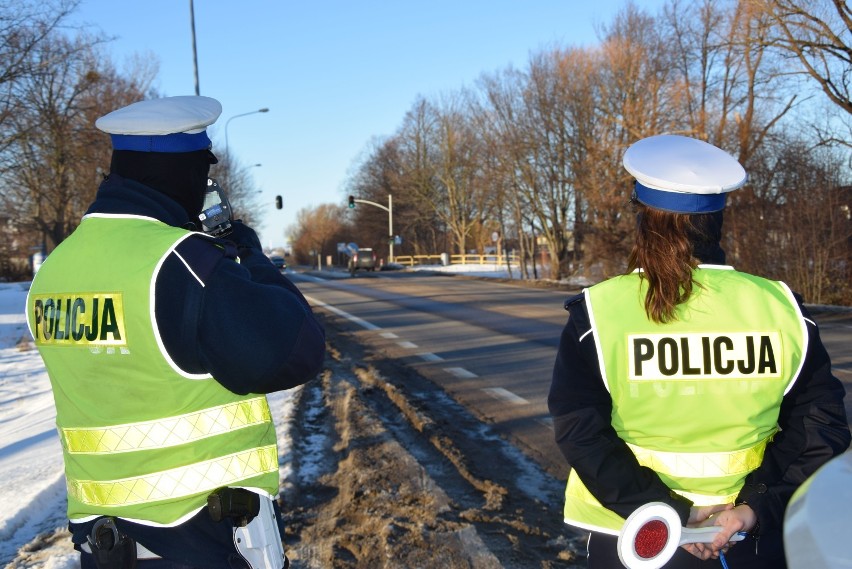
left=199, top=178, right=232, bottom=237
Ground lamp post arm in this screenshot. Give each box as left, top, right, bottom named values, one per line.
left=224, top=108, right=269, bottom=155
left=352, top=198, right=388, bottom=212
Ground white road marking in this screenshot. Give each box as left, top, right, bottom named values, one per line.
left=445, top=367, right=478, bottom=379
left=304, top=295, right=380, bottom=331
left=483, top=387, right=528, bottom=405
left=303, top=297, right=438, bottom=366
left=418, top=353, right=444, bottom=362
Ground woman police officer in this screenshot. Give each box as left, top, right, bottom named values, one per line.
left=548, top=134, right=850, bottom=568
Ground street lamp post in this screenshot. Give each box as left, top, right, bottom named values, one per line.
left=350, top=194, right=394, bottom=263
left=224, top=108, right=269, bottom=155
left=189, top=0, right=200, bottom=95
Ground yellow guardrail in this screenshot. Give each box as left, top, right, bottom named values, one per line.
left=394, top=254, right=519, bottom=267
left=393, top=255, right=443, bottom=267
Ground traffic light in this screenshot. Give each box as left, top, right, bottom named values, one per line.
left=348, top=195, right=355, bottom=209
left=275, top=195, right=282, bottom=209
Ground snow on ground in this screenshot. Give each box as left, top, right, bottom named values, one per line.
left=404, top=261, right=597, bottom=288
left=0, top=282, right=72, bottom=567
left=407, top=262, right=521, bottom=279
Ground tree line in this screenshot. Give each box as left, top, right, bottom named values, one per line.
left=0, top=0, right=262, bottom=280
left=1, top=1, right=849, bottom=304
left=290, top=0, right=851, bottom=305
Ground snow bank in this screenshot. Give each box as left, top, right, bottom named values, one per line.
left=0, top=283, right=71, bottom=565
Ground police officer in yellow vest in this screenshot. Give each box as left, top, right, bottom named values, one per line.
left=26, top=96, right=326, bottom=569
left=548, top=134, right=850, bottom=568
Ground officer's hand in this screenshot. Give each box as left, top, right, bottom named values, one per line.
left=227, top=220, right=262, bottom=259
left=683, top=503, right=754, bottom=560
left=683, top=503, right=733, bottom=560
left=682, top=542, right=719, bottom=560
left=687, top=503, right=731, bottom=526
left=228, top=220, right=262, bottom=250
left=704, top=504, right=755, bottom=550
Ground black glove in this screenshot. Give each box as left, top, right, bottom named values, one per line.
left=227, top=220, right=262, bottom=260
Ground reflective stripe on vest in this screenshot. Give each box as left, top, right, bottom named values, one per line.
left=624, top=439, right=768, bottom=480
left=68, top=444, right=278, bottom=507
left=566, top=471, right=739, bottom=510
left=562, top=438, right=769, bottom=533
left=566, top=437, right=768, bottom=514
left=62, top=397, right=271, bottom=454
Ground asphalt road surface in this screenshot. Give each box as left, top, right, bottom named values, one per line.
left=290, top=268, right=852, bottom=479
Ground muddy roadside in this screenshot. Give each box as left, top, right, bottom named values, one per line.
left=279, top=312, right=588, bottom=568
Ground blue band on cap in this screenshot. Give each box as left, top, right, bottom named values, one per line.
left=110, top=131, right=212, bottom=153
left=634, top=181, right=727, bottom=214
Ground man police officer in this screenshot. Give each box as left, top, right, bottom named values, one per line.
left=26, top=96, right=326, bottom=569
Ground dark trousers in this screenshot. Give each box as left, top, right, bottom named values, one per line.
left=587, top=531, right=786, bottom=569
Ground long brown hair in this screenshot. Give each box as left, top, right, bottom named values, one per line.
left=627, top=205, right=702, bottom=324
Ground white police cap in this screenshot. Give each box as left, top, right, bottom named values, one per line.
left=96, top=96, right=222, bottom=153
left=623, top=134, right=747, bottom=214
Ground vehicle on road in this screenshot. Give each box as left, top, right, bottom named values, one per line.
left=269, top=255, right=287, bottom=270
left=348, top=248, right=377, bottom=275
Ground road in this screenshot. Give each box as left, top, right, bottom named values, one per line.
left=290, top=268, right=852, bottom=480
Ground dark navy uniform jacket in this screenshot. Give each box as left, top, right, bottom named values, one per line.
left=69, top=174, right=326, bottom=568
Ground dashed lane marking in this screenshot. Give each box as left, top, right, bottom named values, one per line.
left=483, top=387, right=528, bottom=405
left=445, top=367, right=478, bottom=379
left=305, top=295, right=505, bottom=386
left=304, top=295, right=448, bottom=364
left=418, top=353, right=444, bottom=362
left=304, top=295, right=380, bottom=331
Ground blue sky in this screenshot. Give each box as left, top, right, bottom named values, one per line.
left=70, top=1, right=666, bottom=249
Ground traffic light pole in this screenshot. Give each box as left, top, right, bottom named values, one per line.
left=349, top=194, right=394, bottom=263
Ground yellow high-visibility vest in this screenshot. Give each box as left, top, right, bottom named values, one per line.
left=563, top=266, right=807, bottom=534
left=27, top=215, right=280, bottom=526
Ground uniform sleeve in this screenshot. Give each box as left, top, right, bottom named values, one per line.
left=734, top=304, right=850, bottom=536
left=155, top=234, right=325, bottom=395
left=548, top=297, right=693, bottom=523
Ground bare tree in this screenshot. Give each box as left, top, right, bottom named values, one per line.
left=395, top=93, right=489, bottom=256
left=477, top=48, right=597, bottom=281
left=754, top=138, right=851, bottom=303
left=0, top=0, right=83, bottom=172
left=289, top=203, right=348, bottom=268
left=586, top=4, right=680, bottom=277
left=752, top=0, right=851, bottom=114
left=346, top=137, right=405, bottom=258
left=520, top=49, right=578, bottom=279
left=6, top=37, right=154, bottom=254
left=477, top=66, right=539, bottom=278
